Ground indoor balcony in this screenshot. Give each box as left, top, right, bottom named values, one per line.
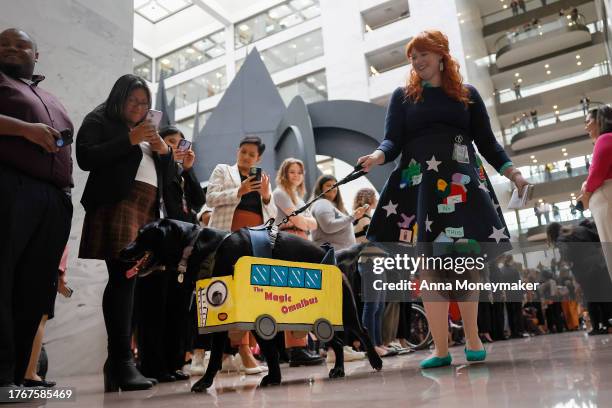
left=508, top=108, right=589, bottom=152
left=482, top=0, right=593, bottom=37
left=368, top=63, right=408, bottom=101
left=494, top=14, right=591, bottom=68
left=495, top=61, right=612, bottom=119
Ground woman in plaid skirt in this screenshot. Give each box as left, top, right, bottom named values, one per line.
left=76, top=74, right=175, bottom=392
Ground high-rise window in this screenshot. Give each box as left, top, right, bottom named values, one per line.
left=176, top=111, right=212, bottom=140
left=165, top=67, right=227, bottom=109
left=236, top=29, right=324, bottom=75
left=133, top=50, right=153, bottom=82
left=361, top=0, right=410, bottom=32
left=235, top=0, right=321, bottom=48
left=366, top=40, right=410, bottom=76
left=278, top=70, right=327, bottom=105
left=156, top=30, right=225, bottom=80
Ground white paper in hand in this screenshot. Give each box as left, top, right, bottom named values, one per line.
left=507, top=185, right=533, bottom=210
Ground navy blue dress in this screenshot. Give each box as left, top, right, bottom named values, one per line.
left=366, top=85, right=512, bottom=259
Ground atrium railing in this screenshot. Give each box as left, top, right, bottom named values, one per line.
left=494, top=14, right=586, bottom=54
left=497, top=61, right=610, bottom=103
left=482, top=0, right=562, bottom=26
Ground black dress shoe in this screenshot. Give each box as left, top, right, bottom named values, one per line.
left=288, top=348, right=324, bottom=367
left=156, top=373, right=176, bottom=383
left=173, top=370, right=190, bottom=381
left=588, top=328, right=607, bottom=336
left=23, top=378, right=56, bottom=387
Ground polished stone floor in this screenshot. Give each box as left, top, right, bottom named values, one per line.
left=12, top=331, right=612, bottom=407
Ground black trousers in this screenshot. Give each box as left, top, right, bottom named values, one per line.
left=136, top=271, right=193, bottom=376
left=506, top=302, right=525, bottom=336
left=477, top=302, right=493, bottom=333
left=0, top=167, right=72, bottom=384
left=587, top=302, right=612, bottom=329
left=490, top=302, right=506, bottom=340
left=545, top=302, right=565, bottom=333
left=396, top=302, right=413, bottom=340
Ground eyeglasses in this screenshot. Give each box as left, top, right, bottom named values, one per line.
left=126, top=97, right=149, bottom=109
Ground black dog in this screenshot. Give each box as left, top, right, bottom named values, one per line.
left=121, top=219, right=382, bottom=392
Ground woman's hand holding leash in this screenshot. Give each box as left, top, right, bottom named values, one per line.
left=357, top=150, right=385, bottom=173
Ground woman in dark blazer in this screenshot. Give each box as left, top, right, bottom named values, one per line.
left=76, top=74, right=174, bottom=392
left=134, top=125, right=205, bottom=383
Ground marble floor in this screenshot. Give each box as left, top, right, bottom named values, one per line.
left=10, top=331, right=612, bottom=408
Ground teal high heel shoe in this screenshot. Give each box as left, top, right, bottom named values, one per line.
left=419, top=353, right=452, bottom=369
left=464, top=347, right=486, bottom=362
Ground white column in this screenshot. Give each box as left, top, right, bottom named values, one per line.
left=320, top=0, right=370, bottom=101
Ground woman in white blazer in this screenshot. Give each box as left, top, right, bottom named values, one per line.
left=205, top=135, right=276, bottom=374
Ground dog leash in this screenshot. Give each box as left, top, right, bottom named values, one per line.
left=264, top=163, right=367, bottom=230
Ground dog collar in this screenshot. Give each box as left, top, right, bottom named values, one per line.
left=177, top=229, right=231, bottom=284
left=177, top=229, right=201, bottom=283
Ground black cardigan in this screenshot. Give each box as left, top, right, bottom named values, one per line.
left=163, top=165, right=206, bottom=223
left=76, top=105, right=173, bottom=212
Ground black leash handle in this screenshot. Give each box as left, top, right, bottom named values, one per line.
left=269, top=163, right=367, bottom=230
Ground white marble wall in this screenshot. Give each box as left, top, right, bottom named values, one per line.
left=0, top=0, right=133, bottom=377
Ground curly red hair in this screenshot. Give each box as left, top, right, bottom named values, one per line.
left=404, top=30, right=470, bottom=107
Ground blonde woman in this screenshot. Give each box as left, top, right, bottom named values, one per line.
left=272, top=158, right=323, bottom=366
left=273, top=158, right=317, bottom=239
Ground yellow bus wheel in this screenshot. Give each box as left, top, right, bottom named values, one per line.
left=255, top=314, right=278, bottom=340
left=313, top=319, right=334, bottom=343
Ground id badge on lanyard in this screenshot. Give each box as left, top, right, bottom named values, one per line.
left=452, top=135, right=470, bottom=164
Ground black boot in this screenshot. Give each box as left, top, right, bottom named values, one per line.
left=288, top=348, right=324, bottom=367
left=103, top=359, right=153, bottom=392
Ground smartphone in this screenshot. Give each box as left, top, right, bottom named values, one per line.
left=146, top=109, right=163, bottom=128
left=55, top=129, right=73, bottom=148
left=249, top=166, right=262, bottom=182
left=178, top=139, right=192, bottom=152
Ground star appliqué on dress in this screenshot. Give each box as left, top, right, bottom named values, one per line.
left=382, top=200, right=398, bottom=217
left=425, top=214, right=433, bottom=232
left=426, top=155, right=442, bottom=172
left=489, top=226, right=509, bottom=243
left=478, top=181, right=490, bottom=193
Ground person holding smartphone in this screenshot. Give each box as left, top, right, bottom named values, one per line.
left=205, top=135, right=276, bottom=374
left=131, top=125, right=205, bottom=383
left=76, top=74, right=173, bottom=392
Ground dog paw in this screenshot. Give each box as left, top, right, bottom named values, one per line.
left=368, top=352, right=383, bottom=371
left=259, top=374, right=281, bottom=387
left=328, top=367, right=345, bottom=378
left=191, top=375, right=214, bottom=392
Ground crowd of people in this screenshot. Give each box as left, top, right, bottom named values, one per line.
left=2, top=26, right=611, bottom=394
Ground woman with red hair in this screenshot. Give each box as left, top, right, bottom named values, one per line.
left=358, top=31, right=529, bottom=368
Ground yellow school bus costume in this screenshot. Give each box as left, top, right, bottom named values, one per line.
left=195, top=256, right=343, bottom=342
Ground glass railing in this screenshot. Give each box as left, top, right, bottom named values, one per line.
left=491, top=156, right=592, bottom=190
left=507, top=206, right=592, bottom=234
left=482, top=0, right=561, bottom=26
left=498, top=61, right=610, bottom=103
left=524, top=164, right=588, bottom=184
left=504, top=104, right=585, bottom=139
left=494, top=14, right=586, bottom=53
